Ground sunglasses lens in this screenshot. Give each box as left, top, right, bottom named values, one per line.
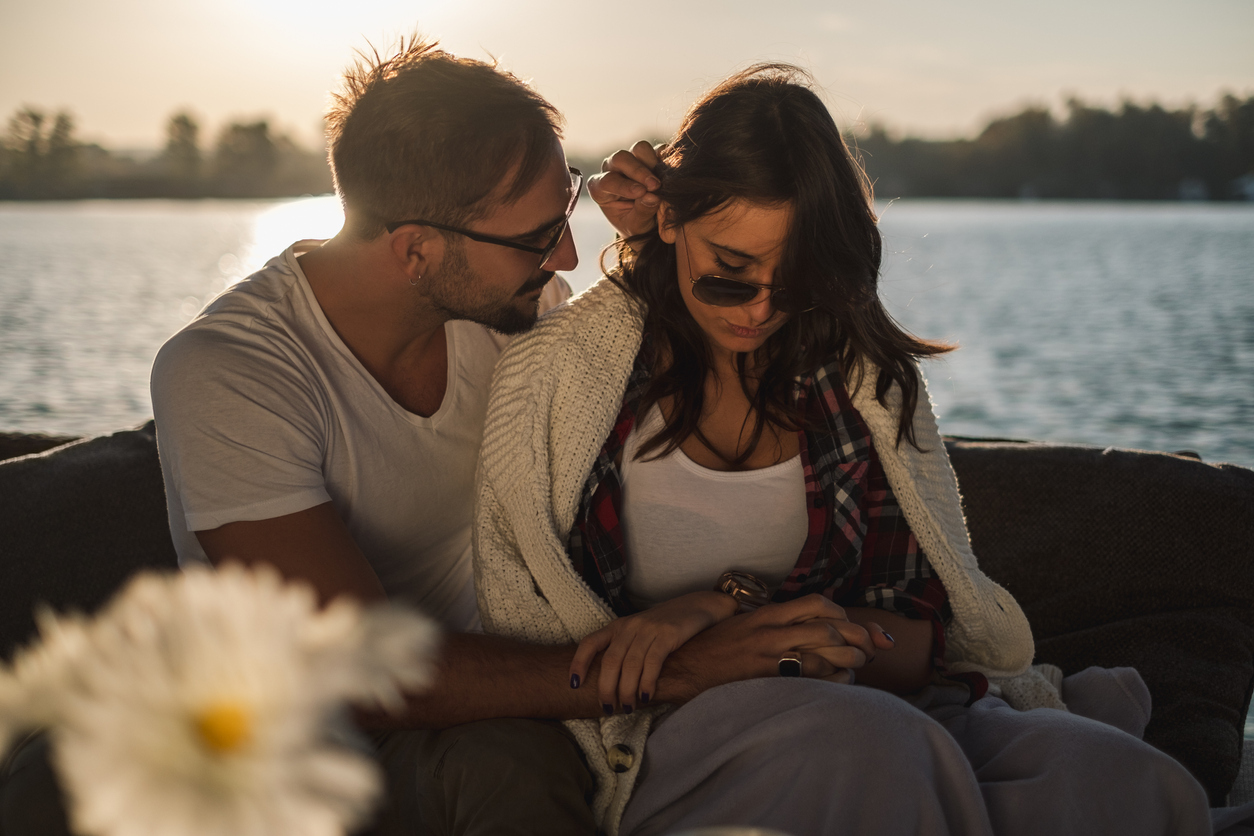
left=691, top=275, right=763, bottom=307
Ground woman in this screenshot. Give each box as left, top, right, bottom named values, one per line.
left=473, top=65, right=1211, bottom=836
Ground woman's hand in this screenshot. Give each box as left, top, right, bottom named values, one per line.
left=570, top=590, right=737, bottom=714
left=789, top=612, right=897, bottom=683
left=587, top=140, right=663, bottom=242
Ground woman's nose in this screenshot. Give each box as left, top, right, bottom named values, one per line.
left=745, top=292, right=775, bottom=323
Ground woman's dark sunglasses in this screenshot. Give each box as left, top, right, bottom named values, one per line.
left=385, top=167, right=583, bottom=269
left=681, top=227, right=814, bottom=314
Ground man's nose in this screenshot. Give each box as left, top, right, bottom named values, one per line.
left=541, top=224, right=578, bottom=272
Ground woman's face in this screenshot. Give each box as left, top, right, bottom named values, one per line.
left=658, top=199, right=794, bottom=360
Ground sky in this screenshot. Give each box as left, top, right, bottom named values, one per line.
left=1, top=0, right=1251, bottom=156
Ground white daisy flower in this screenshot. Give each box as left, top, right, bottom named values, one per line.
left=1, top=608, right=93, bottom=750
left=0, top=563, right=439, bottom=836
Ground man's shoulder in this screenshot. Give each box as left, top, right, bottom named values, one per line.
left=153, top=251, right=317, bottom=386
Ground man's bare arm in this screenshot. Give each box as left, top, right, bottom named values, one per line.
left=196, top=506, right=882, bottom=727
left=382, top=598, right=883, bottom=727
left=196, top=502, right=388, bottom=605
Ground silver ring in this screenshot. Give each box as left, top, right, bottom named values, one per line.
left=777, top=652, right=802, bottom=677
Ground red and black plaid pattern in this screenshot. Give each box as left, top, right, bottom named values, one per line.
left=567, top=349, right=985, bottom=699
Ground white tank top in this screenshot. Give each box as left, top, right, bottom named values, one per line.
left=620, top=406, right=809, bottom=609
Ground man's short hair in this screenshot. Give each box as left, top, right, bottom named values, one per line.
left=326, top=35, right=564, bottom=238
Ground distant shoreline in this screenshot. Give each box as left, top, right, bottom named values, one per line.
left=5, top=94, right=1252, bottom=203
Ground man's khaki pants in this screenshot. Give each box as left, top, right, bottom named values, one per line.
left=0, top=720, right=597, bottom=836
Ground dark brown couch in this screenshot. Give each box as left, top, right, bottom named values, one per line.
left=1, top=424, right=1251, bottom=804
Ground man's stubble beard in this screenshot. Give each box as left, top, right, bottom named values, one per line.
left=419, top=240, right=551, bottom=336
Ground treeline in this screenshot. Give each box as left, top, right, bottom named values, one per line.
left=855, top=94, right=1254, bottom=201
left=0, top=109, right=332, bottom=200
left=3, top=94, right=1252, bottom=201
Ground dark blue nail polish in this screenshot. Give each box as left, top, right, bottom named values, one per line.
left=883, top=631, right=895, bottom=644
left=570, top=673, right=580, bottom=689
left=623, top=704, right=633, bottom=715
left=603, top=704, right=614, bottom=716
left=640, top=693, right=650, bottom=705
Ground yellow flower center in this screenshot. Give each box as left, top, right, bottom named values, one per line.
left=194, top=702, right=252, bottom=753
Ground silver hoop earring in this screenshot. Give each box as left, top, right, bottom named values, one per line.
left=410, top=273, right=422, bottom=287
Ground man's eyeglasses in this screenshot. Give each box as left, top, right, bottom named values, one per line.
left=681, top=227, right=813, bottom=314
left=386, top=167, right=583, bottom=269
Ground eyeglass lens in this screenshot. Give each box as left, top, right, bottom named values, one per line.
left=539, top=169, right=583, bottom=268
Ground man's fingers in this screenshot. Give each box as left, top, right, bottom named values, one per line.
left=753, top=593, right=847, bottom=626
left=826, top=619, right=876, bottom=660
left=800, top=644, right=868, bottom=672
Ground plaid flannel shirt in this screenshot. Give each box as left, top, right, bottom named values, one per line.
left=568, top=346, right=987, bottom=699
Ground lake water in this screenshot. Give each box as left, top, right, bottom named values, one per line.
left=2, top=196, right=1253, bottom=733
left=2, top=196, right=1250, bottom=468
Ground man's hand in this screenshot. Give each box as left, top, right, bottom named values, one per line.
left=588, top=140, right=663, bottom=241
left=569, top=591, right=738, bottom=714
left=652, top=594, right=897, bottom=705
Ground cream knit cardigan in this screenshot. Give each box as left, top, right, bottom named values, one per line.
left=473, top=277, right=1066, bottom=835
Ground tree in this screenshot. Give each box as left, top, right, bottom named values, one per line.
left=1, top=106, right=79, bottom=197
left=213, top=120, right=278, bottom=196
left=1202, top=94, right=1254, bottom=197
left=163, top=111, right=201, bottom=183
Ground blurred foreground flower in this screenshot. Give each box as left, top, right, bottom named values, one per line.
left=0, top=563, right=439, bottom=836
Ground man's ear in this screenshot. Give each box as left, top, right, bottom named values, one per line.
left=388, top=225, right=443, bottom=285
left=656, top=202, right=678, bottom=245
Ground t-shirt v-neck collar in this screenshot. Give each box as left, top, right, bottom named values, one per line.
left=283, top=241, right=458, bottom=429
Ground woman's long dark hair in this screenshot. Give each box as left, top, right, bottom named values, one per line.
left=609, top=64, right=952, bottom=465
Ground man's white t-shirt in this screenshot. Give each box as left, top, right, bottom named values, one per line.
left=151, top=241, right=568, bottom=632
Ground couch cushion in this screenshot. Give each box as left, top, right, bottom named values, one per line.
left=0, top=432, right=78, bottom=463
left=0, top=422, right=178, bottom=663
left=947, top=439, right=1254, bottom=805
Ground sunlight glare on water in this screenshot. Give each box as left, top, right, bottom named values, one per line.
left=238, top=195, right=346, bottom=278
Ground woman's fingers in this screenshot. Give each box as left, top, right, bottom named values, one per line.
left=819, top=667, right=856, bottom=685
left=864, top=621, right=898, bottom=651
left=799, top=642, right=868, bottom=672
left=637, top=643, right=668, bottom=706
left=569, top=629, right=613, bottom=690
left=588, top=142, right=664, bottom=242
left=616, top=634, right=656, bottom=712
left=599, top=146, right=662, bottom=190
left=825, top=618, right=877, bottom=660
left=776, top=616, right=872, bottom=669
left=629, top=139, right=662, bottom=169
left=588, top=171, right=658, bottom=207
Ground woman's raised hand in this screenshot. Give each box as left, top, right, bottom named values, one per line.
left=587, top=140, right=663, bottom=241
left=569, top=590, right=738, bottom=714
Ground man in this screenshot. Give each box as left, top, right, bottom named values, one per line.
left=148, top=37, right=597, bottom=836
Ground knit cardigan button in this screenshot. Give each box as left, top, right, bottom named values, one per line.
left=607, top=743, right=634, bottom=773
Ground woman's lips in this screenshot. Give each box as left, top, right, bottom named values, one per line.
left=727, top=323, right=764, bottom=338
